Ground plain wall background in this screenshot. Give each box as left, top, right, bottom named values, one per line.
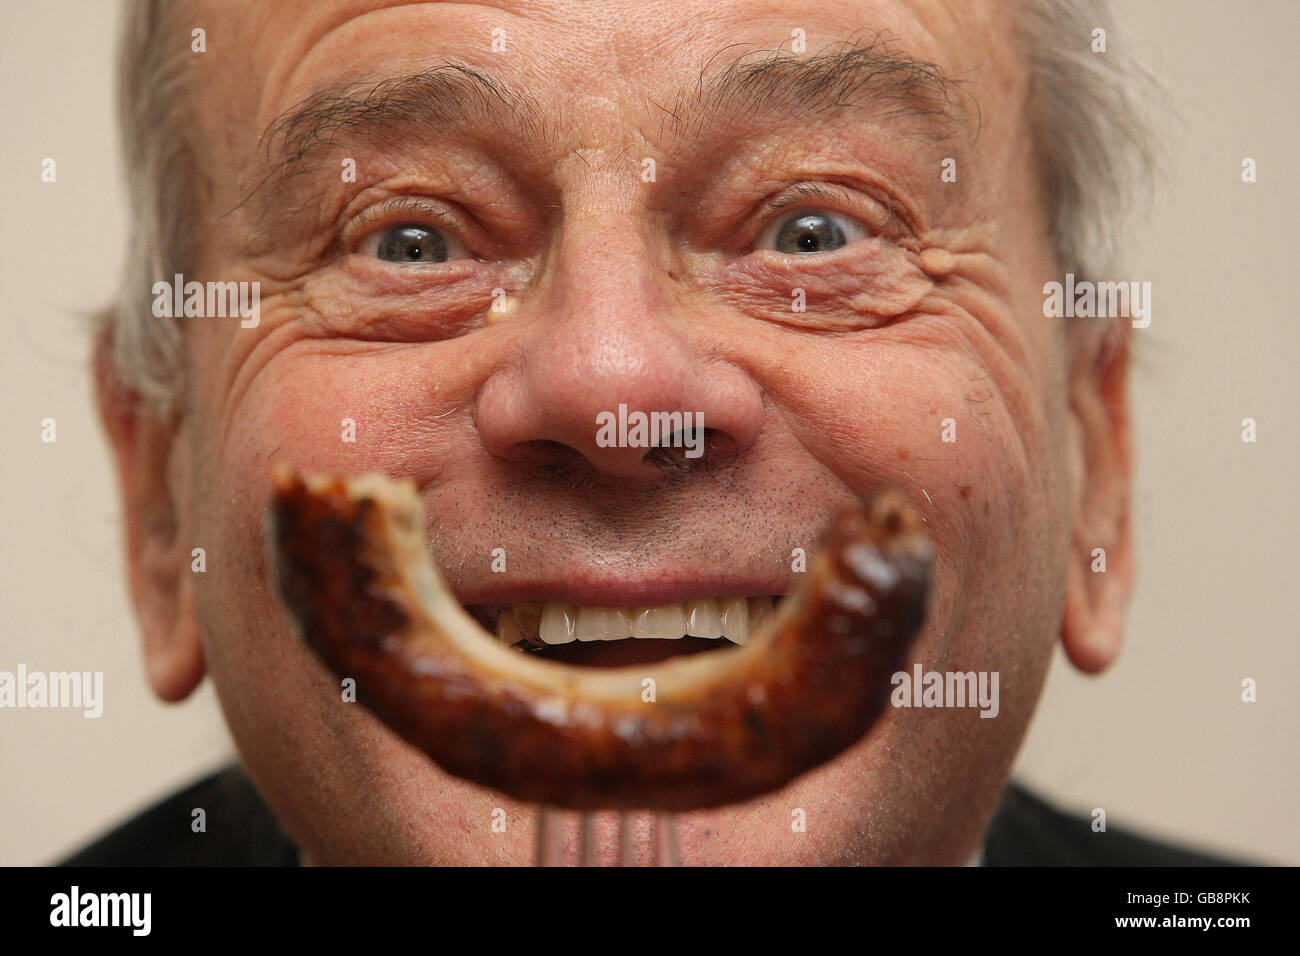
left=1, top=1, right=1295, bottom=865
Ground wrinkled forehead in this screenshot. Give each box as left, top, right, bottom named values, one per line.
left=193, top=0, right=1021, bottom=179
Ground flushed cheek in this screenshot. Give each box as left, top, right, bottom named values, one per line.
left=768, top=335, right=1031, bottom=524
left=755, top=321, right=1060, bottom=689
left=202, top=327, right=493, bottom=503
left=202, top=259, right=515, bottom=433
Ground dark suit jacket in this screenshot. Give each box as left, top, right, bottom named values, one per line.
left=59, top=765, right=1244, bottom=866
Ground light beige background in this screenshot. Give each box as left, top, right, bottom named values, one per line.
left=1, top=1, right=1295, bottom=865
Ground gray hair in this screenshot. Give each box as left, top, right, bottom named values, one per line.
left=1018, top=0, right=1163, bottom=289
left=102, top=0, right=1161, bottom=417
left=104, top=1, right=200, bottom=416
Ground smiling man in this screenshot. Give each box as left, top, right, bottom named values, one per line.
left=71, top=0, right=1222, bottom=867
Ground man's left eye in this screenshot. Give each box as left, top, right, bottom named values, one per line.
left=362, top=224, right=468, bottom=264
left=755, top=210, right=870, bottom=255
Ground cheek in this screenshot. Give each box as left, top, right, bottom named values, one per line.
left=759, top=321, right=1070, bottom=674
left=744, top=327, right=1070, bottom=854
left=185, top=352, right=524, bottom=862
left=762, top=332, right=1039, bottom=544
left=206, top=339, right=479, bottom=497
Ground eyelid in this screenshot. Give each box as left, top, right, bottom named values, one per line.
left=746, top=182, right=893, bottom=247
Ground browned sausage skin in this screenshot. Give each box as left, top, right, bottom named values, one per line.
left=269, top=466, right=932, bottom=811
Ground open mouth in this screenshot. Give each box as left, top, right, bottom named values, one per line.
left=465, top=597, right=779, bottom=667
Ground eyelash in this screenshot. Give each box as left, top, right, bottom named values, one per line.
left=348, top=197, right=468, bottom=252
left=747, top=182, right=891, bottom=248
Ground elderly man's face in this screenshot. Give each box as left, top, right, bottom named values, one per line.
left=100, top=0, right=1133, bottom=863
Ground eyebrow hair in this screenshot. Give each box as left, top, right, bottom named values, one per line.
left=238, top=62, right=549, bottom=220
left=264, top=62, right=546, bottom=165
left=653, top=37, right=975, bottom=149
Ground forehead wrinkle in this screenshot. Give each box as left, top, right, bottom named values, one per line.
left=232, top=61, right=551, bottom=225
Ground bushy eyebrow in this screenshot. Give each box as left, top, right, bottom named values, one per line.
left=261, top=62, right=548, bottom=167
left=237, top=62, right=549, bottom=217
left=675, top=39, right=975, bottom=144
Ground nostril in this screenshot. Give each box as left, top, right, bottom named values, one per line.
left=524, top=439, right=571, bottom=461
left=702, top=428, right=741, bottom=469
left=642, top=427, right=741, bottom=475
left=489, top=438, right=587, bottom=469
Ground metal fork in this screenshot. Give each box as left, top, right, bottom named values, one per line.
left=534, top=807, right=681, bottom=866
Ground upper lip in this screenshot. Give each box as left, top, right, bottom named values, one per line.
left=452, top=571, right=792, bottom=609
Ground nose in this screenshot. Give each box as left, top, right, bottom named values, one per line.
left=475, top=230, right=763, bottom=484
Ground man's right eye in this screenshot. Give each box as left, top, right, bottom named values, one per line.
left=363, top=223, right=464, bottom=264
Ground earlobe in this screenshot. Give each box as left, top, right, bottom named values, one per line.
left=144, top=572, right=206, bottom=701
left=134, top=512, right=206, bottom=702
left=93, top=331, right=206, bottom=702
left=1062, top=543, right=1128, bottom=673
left=1059, top=323, right=1135, bottom=675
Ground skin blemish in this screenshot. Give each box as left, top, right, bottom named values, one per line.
left=484, top=294, right=518, bottom=326
left=958, top=484, right=972, bottom=499
left=918, top=247, right=956, bottom=279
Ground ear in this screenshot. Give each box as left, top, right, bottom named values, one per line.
left=1061, top=321, right=1135, bottom=674
left=93, top=330, right=205, bottom=701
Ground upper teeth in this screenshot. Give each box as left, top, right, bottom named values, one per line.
left=496, top=597, right=776, bottom=648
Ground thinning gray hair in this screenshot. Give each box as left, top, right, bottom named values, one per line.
left=1018, top=0, right=1162, bottom=295
left=102, top=0, right=1161, bottom=417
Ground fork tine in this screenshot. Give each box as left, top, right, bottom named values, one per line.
left=655, top=811, right=681, bottom=866
left=534, top=806, right=682, bottom=865
left=581, top=811, right=597, bottom=866
left=534, top=805, right=564, bottom=866
left=618, top=810, right=636, bottom=866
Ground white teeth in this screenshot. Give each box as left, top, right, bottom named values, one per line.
left=684, top=598, right=723, bottom=639
left=539, top=601, right=578, bottom=644
left=576, top=607, right=630, bottom=642
left=720, top=597, right=749, bottom=645
left=629, top=605, right=687, bottom=639
left=497, top=597, right=779, bottom=647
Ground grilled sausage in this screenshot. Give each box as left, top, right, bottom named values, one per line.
left=269, top=466, right=931, bottom=811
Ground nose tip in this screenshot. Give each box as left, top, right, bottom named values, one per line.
left=474, top=319, right=764, bottom=485
left=478, top=377, right=761, bottom=484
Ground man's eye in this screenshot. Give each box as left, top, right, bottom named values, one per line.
left=755, top=210, right=869, bottom=255
left=365, top=224, right=465, bottom=264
